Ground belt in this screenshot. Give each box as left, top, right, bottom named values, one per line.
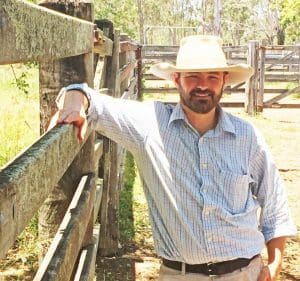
left=162, top=255, right=259, bottom=276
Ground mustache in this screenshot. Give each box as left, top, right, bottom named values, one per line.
left=189, top=88, right=215, bottom=96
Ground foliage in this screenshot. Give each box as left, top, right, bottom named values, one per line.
left=119, top=152, right=136, bottom=240
left=95, top=0, right=138, bottom=39
left=0, top=64, right=40, bottom=279
left=0, top=65, right=39, bottom=167
left=275, top=0, right=300, bottom=43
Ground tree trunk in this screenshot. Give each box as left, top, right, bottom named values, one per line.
left=137, top=0, right=144, bottom=44
left=213, top=0, right=222, bottom=36
left=277, top=27, right=285, bottom=45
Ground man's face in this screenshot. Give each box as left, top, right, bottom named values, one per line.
left=173, top=72, right=227, bottom=114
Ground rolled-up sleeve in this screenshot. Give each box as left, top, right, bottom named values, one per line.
left=249, top=128, right=297, bottom=242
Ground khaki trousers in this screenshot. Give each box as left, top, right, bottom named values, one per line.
left=158, top=255, right=264, bottom=281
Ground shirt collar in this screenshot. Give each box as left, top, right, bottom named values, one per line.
left=168, top=103, right=236, bottom=136
left=168, top=103, right=186, bottom=125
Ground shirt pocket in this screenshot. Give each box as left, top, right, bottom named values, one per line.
left=216, top=171, right=255, bottom=215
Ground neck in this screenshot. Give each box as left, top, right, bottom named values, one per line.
left=181, top=104, right=219, bottom=135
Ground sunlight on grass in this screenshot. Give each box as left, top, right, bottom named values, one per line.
left=0, top=64, right=40, bottom=168
left=0, top=64, right=40, bottom=280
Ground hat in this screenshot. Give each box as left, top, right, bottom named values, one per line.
left=150, top=35, right=254, bottom=86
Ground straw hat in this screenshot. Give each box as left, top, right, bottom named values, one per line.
left=150, top=35, right=254, bottom=86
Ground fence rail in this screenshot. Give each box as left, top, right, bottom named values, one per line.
left=142, top=43, right=300, bottom=111
left=0, top=1, right=141, bottom=280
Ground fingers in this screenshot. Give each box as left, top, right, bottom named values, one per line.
left=47, top=109, right=88, bottom=141
left=258, top=266, right=272, bottom=281
left=77, top=117, right=88, bottom=142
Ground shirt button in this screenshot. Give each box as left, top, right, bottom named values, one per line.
left=204, top=210, right=210, bottom=216
left=207, top=236, right=212, bottom=242
left=201, top=163, right=208, bottom=169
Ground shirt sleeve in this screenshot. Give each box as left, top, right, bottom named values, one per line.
left=84, top=85, right=154, bottom=154
left=249, top=127, right=297, bottom=242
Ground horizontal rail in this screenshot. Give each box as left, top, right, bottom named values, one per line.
left=33, top=174, right=95, bottom=281
left=74, top=224, right=100, bottom=281
left=0, top=0, right=94, bottom=64
left=143, top=87, right=292, bottom=94
left=120, top=41, right=139, bottom=53
left=166, top=101, right=300, bottom=108
left=143, top=73, right=300, bottom=82
left=264, top=86, right=300, bottom=105
left=120, top=61, right=137, bottom=82
left=0, top=124, right=91, bottom=259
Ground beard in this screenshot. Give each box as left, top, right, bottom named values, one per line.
left=179, top=86, right=223, bottom=114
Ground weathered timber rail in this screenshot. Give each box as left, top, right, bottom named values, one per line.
left=0, top=1, right=142, bottom=280
left=143, top=43, right=300, bottom=112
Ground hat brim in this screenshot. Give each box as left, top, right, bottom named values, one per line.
left=150, top=62, right=254, bottom=86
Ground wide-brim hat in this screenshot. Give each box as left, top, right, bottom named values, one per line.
left=150, top=35, right=254, bottom=86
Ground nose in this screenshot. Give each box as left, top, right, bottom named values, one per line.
left=195, top=78, right=209, bottom=91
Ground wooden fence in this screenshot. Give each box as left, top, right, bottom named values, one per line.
left=0, top=1, right=141, bottom=280
left=142, top=42, right=300, bottom=113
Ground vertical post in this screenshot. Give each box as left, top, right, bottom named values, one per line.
left=245, top=40, right=259, bottom=115
left=136, top=45, right=143, bottom=100
left=38, top=0, right=95, bottom=260
left=98, top=29, right=121, bottom=256
left=258, top=43, right=266, bottom=112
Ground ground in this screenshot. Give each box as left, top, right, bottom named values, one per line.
left=96, top=108, right=300, bottom=281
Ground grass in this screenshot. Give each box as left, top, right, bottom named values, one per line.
left=0, top=64, right=40, bottom=167
left=0, top=64, right=40, bottom=280
left=119, top=152, right=153, bottom=249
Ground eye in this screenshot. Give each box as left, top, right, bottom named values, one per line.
left=184, top=75, right=198, bottom=79
left=208, top=75, right=219, bottom=80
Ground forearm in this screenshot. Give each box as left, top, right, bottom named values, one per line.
left=263, top=236, right=286, bottom=281
left=63, top=90, right=89, bottom=112
left=267, top=236, right=286, bottom=271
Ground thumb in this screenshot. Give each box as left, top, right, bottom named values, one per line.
left=47, top=111, right=60, bottom=132
left=77, top=117, right=88, bottom=142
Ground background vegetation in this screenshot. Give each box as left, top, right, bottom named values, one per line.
left=26, top=0, right=300, bottom=45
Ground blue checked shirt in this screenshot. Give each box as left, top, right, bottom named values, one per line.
left=67, top=84, right=296, bottom=264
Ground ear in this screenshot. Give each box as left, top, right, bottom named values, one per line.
left=171, top=72, right=180, bottom=88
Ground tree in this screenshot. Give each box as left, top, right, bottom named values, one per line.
left=95, top=0, right=138, bottom=39
left=275, top=0, right=300, bottom=43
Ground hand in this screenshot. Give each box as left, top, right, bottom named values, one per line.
left=47, top=90, right=88, bottom=142
left=258, top=264, right=279, bottom=281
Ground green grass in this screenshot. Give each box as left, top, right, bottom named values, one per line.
left=0, top=64, right=40, bottom=167
left=0, top=64, right=40, bottom=280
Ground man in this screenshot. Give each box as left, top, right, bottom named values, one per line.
left=52, top=36, right=296, bottom=280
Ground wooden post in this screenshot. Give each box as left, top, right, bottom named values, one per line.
left=258, top=42, right=266, bottom=112
left=136, top=45, right=143, bottom=100
left=38, top=0, right=95, bottom=260
left=245, top=40, right=259, bottom=115
left=98, top=28, right=121, bottom=256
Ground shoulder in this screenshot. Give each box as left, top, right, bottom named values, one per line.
left=225, top=111, right=258, bottom=136
left=224, top=111, right=267, bottom=150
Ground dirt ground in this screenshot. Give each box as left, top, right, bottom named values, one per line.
left=96, top=107, right=300, bottom=281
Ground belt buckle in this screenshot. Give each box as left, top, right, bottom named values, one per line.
left=207, top=262, right=217, bottom=277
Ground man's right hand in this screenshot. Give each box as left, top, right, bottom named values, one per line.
left=48, top=90, right=89, bottom=142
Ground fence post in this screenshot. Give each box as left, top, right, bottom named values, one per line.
left=245, top=40, right=259, bottom=115
left=38, top=0, right=95, bottom=260
left=258, top=41, right=266, bottom=112
left=136, top=44, right=143, bottom=100
left=98, top=28, right=121, bottom=256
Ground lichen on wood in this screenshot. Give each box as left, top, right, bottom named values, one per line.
left=1, top=0, right=94, bottom=63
